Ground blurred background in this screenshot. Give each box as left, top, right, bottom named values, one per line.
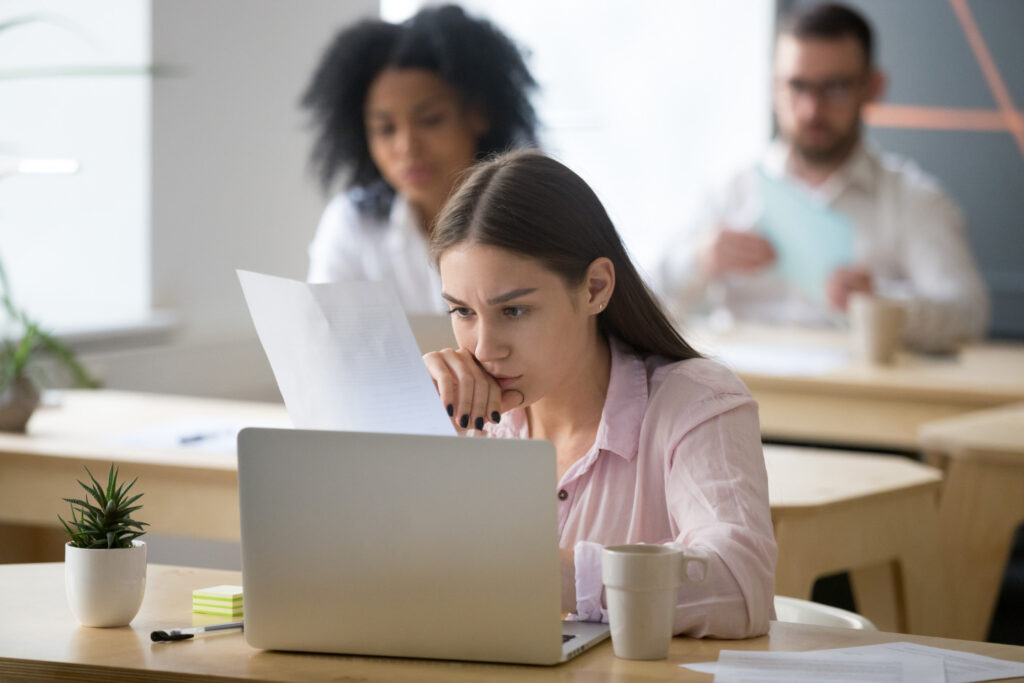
left=0, top=0, right=1021, bottom=403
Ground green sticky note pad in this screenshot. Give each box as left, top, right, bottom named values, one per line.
left=192, top=584, right=243, bottom=603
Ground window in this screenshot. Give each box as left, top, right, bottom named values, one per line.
left=0, top=2, right=151, bottom=333
left=382, top=0, right=775, bottom=273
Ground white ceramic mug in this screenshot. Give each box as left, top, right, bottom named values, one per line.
left=849, top=293, right=906, bottom=365
left=601, top=544, right=709, bottom=660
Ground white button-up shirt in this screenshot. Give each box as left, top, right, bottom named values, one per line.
left=307, top=193, right=447, bottom=314
left=657, top=141, right=990, bottom=351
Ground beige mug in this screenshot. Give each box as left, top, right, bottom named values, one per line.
left=601, top=544, right=708, bottom=660
left=848, top=293, right=906, bottom=365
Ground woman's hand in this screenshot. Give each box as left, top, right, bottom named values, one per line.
left=423, top=347, right=523, bottom=433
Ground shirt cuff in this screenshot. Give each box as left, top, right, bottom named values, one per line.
left=569, top=540, right=608, bottom=623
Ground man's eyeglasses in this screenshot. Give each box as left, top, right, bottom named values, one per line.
left=778, top=76, right=864, bottom=104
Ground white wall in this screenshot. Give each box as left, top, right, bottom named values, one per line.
left=79, top=0, right=378, bottom=400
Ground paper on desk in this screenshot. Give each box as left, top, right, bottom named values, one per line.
left=110, top=416, right=293, bottom=454
left=757, top=168, right=854, bottom=303
left=710, top=342, right=850, bottom=376
left=813, top=642, right=1024, bottom=683
left=684, top=650, right=944, bottom=682
left=684, top=640, right=1024, bottom=682
left=237, top=271, right=454, bottom=436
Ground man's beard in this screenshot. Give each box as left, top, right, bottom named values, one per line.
left=791, top=122, right=861, bottom=167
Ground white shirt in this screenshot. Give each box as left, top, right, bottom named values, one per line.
left=657, top=141, right=990, bottom=352
left=306, top=193, right=448, bottom=314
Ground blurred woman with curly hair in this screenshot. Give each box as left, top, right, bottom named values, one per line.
left=302, top=5, right=538, bottom=313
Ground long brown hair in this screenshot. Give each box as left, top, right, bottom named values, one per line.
left=431, top=150, right=700, bottom=362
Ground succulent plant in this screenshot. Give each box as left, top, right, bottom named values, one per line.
left=59, top=464, right=149, bottom=549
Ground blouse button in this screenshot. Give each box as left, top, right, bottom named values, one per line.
left=558, top=489, right=568, bottom=501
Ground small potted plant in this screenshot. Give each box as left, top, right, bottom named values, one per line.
left=0, top=255, right=98, bottom=432
left=60, top=464, right=149, bottom=627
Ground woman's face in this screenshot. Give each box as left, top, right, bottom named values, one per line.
left=364, top=68, right=487, bottom=222
left=439, top=243, right=596, bottom=408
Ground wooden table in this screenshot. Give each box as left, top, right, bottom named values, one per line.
left=921, top=403, right=1024, bottom=641
left=0, top=390, right=288, bottom=562
left=3, top=563, right=1022, bottom=682
left=766, top=445, right=947, bottom=636
left=0, top=391, right=951, bottom=551
left=0, top=393, right=957, bottom=637
left=683, top=322, right=1024, bottom=452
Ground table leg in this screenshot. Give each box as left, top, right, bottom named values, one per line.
left=850, top=563, right=901, bottom=632
left=940, top=457, right=1024, bottom=641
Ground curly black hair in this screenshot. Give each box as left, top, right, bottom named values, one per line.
left=301, top=5, right=538, bottom=215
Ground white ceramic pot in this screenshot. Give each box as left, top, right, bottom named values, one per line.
left=65, top=540, right=147, bottom=627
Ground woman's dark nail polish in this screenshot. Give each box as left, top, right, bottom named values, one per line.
left=491, top=411, right=501, bottom=423
left=459, top=414, right=469, bottom=429
left=474, top=416, right=484, bottom=431
left=446, top=404, right=454, bottom=417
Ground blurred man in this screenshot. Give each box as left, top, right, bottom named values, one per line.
left=658, top=3, right=988, bottom=351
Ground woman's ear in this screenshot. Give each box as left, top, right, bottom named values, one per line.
left=584, top=257, right=615, bottom=315
left=467, top=103, right=490, bottom=139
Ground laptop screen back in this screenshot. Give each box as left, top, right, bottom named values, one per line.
left=237, top=428, right=564, bottom=664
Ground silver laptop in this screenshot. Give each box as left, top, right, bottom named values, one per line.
left=237, top=428, right=609, bottom=665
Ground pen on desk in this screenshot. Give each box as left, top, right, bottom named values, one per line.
left=151, top=621, right=243, bottom=642
left=178, top=432, right=219, bottom=445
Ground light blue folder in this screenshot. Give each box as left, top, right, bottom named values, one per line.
left=756, top=167, right=853, bottom=303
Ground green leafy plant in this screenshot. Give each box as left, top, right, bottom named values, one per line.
left=59, top=464, right=148, bottom=549
left=0, top=254, right=98, bottom=392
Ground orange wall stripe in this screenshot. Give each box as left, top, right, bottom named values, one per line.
left=949, top=0, right=1024, bottom=157
left=864, top=104, right=1016, bottom=132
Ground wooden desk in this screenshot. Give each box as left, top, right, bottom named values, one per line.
left=0, top=390, right=288, bottom=560
left=766, top=445, right=947, bottom=635
left=3, top=563, right=1023, bottom=682
left=921, top=403, right=1024, bottom=641
left=684, top=323, right=1024, bottom=451
left=0, top=398, right=954, bottom=637
left=2, top=391, right=953, bottom=548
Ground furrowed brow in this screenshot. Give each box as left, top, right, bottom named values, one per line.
left=486, top=288, right=537, bottom=305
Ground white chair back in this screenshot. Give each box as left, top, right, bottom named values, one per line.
left=774, top=595, right=877, bottom=630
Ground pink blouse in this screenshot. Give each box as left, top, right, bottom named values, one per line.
left=485, top=338, right=776, bottom=638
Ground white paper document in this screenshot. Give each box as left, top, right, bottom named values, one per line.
left=110, top=416, right=293, bottom=454
left=814, top=642, right=1024, bottom=683
left=237, top=271, right=454, bottom=436
left=707, top=650, right=944, bottom=682
left=711, top=342, right=850, bottom=376
left=683, top=640, right=1024, bottom=683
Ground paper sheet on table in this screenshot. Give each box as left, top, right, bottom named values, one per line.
left=685, top=650, right=943, bottom=682
left=711, top=342, right=850, bottom=376
left=683, top=640, right=1024, bottom=682
left=237, top=270, right=454, bottom=436
left=110, top=416, right=293, bottom=454
left=757, top=168, right=854, bottom=303
left=812, top=642, right=1024, bottom=683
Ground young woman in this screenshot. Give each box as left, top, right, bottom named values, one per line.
left=301, top=5, right=538, bottom=313
left=423, top=150, right=776, bottom=639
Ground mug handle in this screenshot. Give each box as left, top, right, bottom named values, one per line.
left=679, top=555, right=709, bottom=584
